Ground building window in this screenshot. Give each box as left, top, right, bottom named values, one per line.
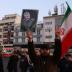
left=45, top=35, right=52, bottom=38
left=37, top=37, right=40, bottom=43
left=13, top=39, right=15, bottom=43
left=14, top=33, right=16, bottom=36
left=0, top=29, right=2, bottom=32
left=16, top=32, right=18, bottom=36
left=22, top=38, right=25, bottom=43
left=37, top=29, right=40, bottom=34
left=45, top=22, right=52, bottom=25
left=15, top=38, right=18, bottom=43
left=33, top=37, right=37, bottom=42
left=11, top=26, right=14, bottom=31
left=3, top=33, right=8, bottom=38
left=18, top=38, right=22, bottom=42
left=3, top=39, right=8, bottom=44
left=18, top=32, right=22, bottom=36
left=10, top=22, right=14, bottom=25
left=3, top=27, right=8, bottom=31
left=0, top=35, right=2, bottom=38
left=22, top=32, right=25, bottom=36
left=10, top=39, right=13, bottom=44
left=45, top=28, right=52, bottom=32
left=10, top=32, right=14, bottom=37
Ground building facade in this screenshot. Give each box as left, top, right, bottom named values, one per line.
left=0, top=14, right=64, bottom=49
left=0, top=14, right=21, bottom=47
left=13, top=14, right=64, bottom=48
left=43, top=15, right=63, bottom=43
left=13, top=23, right=43, bottom=47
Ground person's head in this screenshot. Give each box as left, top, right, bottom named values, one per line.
left=68, top=55, right=72, bottom=61
left=21, top=48, right=27, bottom=56
left=64, top=53, right=71, bottom=60
left=41, top=48, right=50, bottom=56
left=35, top=48, right=41, bottom=56
left=13, top=50, right=18, bottom=56
left=41, top=45, right=50, bottom=56
left=24, top=11, right=30, bottom=21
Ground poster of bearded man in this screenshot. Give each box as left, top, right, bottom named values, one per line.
left=20, top=9, right=38, bottom=32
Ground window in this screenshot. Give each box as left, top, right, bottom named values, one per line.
left=22, top=32, right=25, bottom=36
left=3, top=27, right=8, bottom=31
left=46, top=35, right=52, bottom=38
left=3, top=33, right=8, bottom=38
left=22, top=38, right=25, bottom=42
left=10, top=39, right=13, bottom=44
left=11, top=26, right=14, bottom=30
left=18, top=32, right=22, bottom=36
left=14, top=33, right=16, bottom=36
left=16, top=32, right=18, bottom=36
left=18, top=38, right=22, bottom=42
left=15, top=38, right=18, bottom=43
left=45, top=28, right=52, bottom=32
left=0, top=35, right=2, bottom=38
left=45, top=22, right=52, bottom=25
left=37, top=29, right=41, bottom=34
left=13, top=39, right=15, bottom=43
left=3, top=35, right=7, bottom=38
left=37, top=37, right=40, bottom=42
left=0, top=29, right=2, bottom=32
left=3, top=39, right=8, bottom=44
left=10, top=22, right=14, bottom=25
left=10, top=32, right=14, bottom=37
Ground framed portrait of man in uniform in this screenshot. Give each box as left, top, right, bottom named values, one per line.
left=20, top=9, right=38, bottom=32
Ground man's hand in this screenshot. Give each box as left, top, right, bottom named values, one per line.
left=26, top=31, right=33, bottom=42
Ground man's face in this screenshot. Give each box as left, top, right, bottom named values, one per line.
left=35, top=48, right=41, bottom=56
left=24, top=12, right=30, bottom=21
left=41, top=49, right=50, bottom=56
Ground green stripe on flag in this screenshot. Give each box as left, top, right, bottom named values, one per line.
left=61, top=2, right=72, bottom=25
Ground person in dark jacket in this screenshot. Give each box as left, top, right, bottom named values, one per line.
left=69, top=55, right=72, bottom=72
left=27, top=31, right=43, bottom=72
left=19, top=50, right=29, bottom=72
left=0, top=51, right=4, bottom=72
left=59, top=54, right=72, bottom=72
left=26, top=31, right=60, bottom=72
left=7, top=50, right=19, bottom=72
left=53, top=29, right=61, bottom=64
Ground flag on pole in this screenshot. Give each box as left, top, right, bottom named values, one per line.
left=60, top=2, right=72, bottom=58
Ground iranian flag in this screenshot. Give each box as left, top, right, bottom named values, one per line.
left=60, top=2, right=72, bottom=58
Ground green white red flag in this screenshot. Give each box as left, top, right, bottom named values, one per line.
left=60, top=2, right=72, bottom=58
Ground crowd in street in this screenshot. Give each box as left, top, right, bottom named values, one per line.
left=0, top=31, right=72, bottom=72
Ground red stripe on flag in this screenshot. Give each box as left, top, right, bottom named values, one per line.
left=61, top=28, right=72, bottom=58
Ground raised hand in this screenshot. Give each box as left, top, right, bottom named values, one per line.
left=26, top=31, right=33, bottom=42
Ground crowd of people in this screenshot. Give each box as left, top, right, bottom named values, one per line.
left=0, top=31, right=72, bottom=72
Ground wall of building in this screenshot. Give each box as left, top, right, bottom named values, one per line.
left=0, top=14, right=21, bottom=47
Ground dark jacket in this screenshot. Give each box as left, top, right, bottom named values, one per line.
left=7, top=55, right=18, bottom=70
left=59, top=57, right=72, bottom=72
left=28, top=41, right=42, bottom=72
left=19, top=54, right=29, bottom=69
left=0, top=55, right=4, bottom=72
left=28, top=41, right=58, bottom=72
left=53, top=38, right=61, bottom=64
